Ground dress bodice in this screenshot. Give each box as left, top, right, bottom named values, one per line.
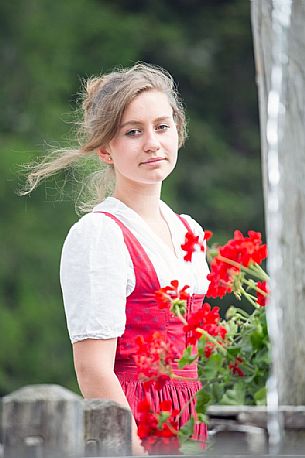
left=95, top=211, right=205, bottom=365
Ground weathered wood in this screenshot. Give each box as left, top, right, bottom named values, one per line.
left=2, top=384, right=84, bottom=458
left=83, top=399, right=131, bottom=457
left=208, top=404, right=305, bottom=429
left=251, top=0, right=305, bottom=404
left=207, top=404, right=305, bottom=454
left=207, top=405, right=267, bottom=454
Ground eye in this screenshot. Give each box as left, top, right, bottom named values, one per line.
left=126, top=129, right=142, bottom=136
left=156, top=124, right=170, bottom=131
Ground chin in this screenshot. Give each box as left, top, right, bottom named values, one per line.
left=143, top=172, right=171, bottom=184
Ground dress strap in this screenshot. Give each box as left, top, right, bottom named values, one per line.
left=93, top=211, right=160, bottom=292
left=176, top=214, right=193, bottom=232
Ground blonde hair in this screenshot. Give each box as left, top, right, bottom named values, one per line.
left=22, top=62, right=187, bottom=212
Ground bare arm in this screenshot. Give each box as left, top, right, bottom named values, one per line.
left=73, top=338, right=146, bottom=456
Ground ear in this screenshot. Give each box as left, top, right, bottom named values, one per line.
left=97, top=147, right=113, bottom=164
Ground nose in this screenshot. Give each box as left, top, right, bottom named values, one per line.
left=143, top=128, right=160, bottom=153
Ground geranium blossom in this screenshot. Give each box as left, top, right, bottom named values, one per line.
left=134, top=332, right=176, bottom=390
left=206, top=260, right=236, bottom=298
left=256, top=281, right=269, bottom=307
left=181, top=229, right=213, bottom=262
left=206, top=230, right=267, bottom=299
left=229, top=356, right=245, bottom=377
left=155, top=280, right=190, bottom=315
left=183, top=302, right=227, bottom=345
left=220, top=230, right=267, bottom=267
left=204, top=341, right=215, bottom=358
left=137, top=397, right=180, bottom=454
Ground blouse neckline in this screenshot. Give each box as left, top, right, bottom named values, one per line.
left=93, top=196, right=186, bottom=262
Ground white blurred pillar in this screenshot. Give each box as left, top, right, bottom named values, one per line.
left=251, top=0, right=305, bottom=405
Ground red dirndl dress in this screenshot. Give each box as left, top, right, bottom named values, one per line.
left=96, top=211, right=206, bottom=443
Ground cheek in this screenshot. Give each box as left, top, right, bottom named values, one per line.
left=168, top=130, right=179, bottom=152
left=170, top=125, right=179, bottom=144
left=109, top=137, right=123, bottom=152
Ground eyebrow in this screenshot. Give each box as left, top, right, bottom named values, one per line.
left=120, top=116, right=172, bottom=129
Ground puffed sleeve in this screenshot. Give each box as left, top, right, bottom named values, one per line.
left=60, top=213, right=135, bottom=343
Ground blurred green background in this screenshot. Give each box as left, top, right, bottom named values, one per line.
left=0, top=0, right=264, bottom=396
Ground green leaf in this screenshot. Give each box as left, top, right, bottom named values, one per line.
left=197, top=335, right=207, bottom=356
left=240, top=335, right=253, bottom=353
left=196, top=412, right=207, bottom=423
left=220, top=383, right=245, bottom=405
left=157, top=411, right=170, bottom=428
left=227, top=346, right=241, bottom=358
left=253, top=347, right=270, bottom=366
left=196, top=389, right=211, bottom=413
left=178, top=345, right=197, bottom=368
left=250, top=329, right=264, bottom=349
left=179, top=439, right=204, bottom=455
left=212, top=382, right=224, bottom=402
left=203, top=353, right=223, bottom=380
left=254, top=386, right=267, bottom=405
left=178, top=417, right=195, bottom=442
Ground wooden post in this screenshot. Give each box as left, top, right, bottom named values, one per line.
left=2, top=384, right=84, bottom=458
left=84, top=400, right=131, bottom=457
left=251, top=0, right=305, bottom=405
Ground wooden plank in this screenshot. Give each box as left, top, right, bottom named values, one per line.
left=84, top=399, right=131, bottom=457
left=2, top=384, right=83, bottom=458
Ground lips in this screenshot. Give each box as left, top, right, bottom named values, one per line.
left=140, top=157, right=166, bottom=165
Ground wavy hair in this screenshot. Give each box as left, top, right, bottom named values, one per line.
left=21, top=62, right=187, bottom=212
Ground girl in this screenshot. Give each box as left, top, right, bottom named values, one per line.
left=25, top=63, right=210, bottom=455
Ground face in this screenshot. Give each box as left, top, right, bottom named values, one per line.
left=101, top=90, right=179, bottom=190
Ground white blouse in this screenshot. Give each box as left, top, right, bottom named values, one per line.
left=60, top=197, right=210, bottom=343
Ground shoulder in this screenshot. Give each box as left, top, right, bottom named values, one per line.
left=60, top=212, right=130, bottom=274
left=62, top=211, right=125, bottom=252
left=60, top=211, right=132, bottom=343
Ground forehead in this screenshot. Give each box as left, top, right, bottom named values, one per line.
left=122, top=90, right=172, bottom=121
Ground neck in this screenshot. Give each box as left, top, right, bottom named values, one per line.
left=112, top=182, right=162, bottom=221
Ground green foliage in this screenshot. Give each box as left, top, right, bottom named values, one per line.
left=178, top=345, right=197, bottom=368
left=178, top=417, right=195, bottom=443
left=197, top=305, right=270, bottom=412
left=196, top=388, right=211, bottom=414
left=220, top=383, right=245, bottom=405
left=178, top=417, right=204, bottom=456
left=0, top=0, right=264, bottom=396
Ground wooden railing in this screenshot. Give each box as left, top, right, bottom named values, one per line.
left=2, top=384, right=305, bottom=457
left=1, top=384, right=131, bottom=458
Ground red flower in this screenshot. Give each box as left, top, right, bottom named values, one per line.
left=134, top=332, right=175, bottom=390
left=225, top=230, right=267, bottom=267
left=155, top=280, right=190, bottom=311
left=181, top=230, right=203, bottom=262
left=137, top=398, right=159, bottom=443
left=229, top=356, right=245, bottom=377
left=137, top=397, right=180, bottom=454
left=206, top=230, right=267, bottom=299
left=256, top=281, right=269, bottom=307
left=183, top=302, right=227, bottom=345
left=206, top=260, right=236, bottom=298
left=204, top=341, right=215, bottom=358
left=204, top=230, right=213, bottom=242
